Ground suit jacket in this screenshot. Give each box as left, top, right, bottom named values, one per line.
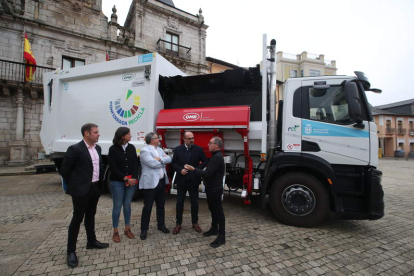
left=195, top=150, right=225, bottom=191
left=139, top=145, right=171, bottom=190
left=60, top=140, right=103, bottom=197
left=172, top=144, right=207, bottom=186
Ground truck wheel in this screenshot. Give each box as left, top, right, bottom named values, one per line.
left=269, top=172, right=329, bottom=227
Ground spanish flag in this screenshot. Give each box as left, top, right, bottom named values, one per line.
left=24, top=32, right=37, bottom=82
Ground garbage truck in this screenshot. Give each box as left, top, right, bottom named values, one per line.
left=40, top=35, right=384, bottom=227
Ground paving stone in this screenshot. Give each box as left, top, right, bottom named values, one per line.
left=0, top=159, right=413, bottom=276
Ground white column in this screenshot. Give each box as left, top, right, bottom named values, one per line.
left=16, top=87, right=24, bottom=141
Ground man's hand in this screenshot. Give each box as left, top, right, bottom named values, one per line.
left=181, top=169, right=188, bottom=175
left=184, top=164, right=195, bottom=171
left=154, top=157, right=161, bottom=161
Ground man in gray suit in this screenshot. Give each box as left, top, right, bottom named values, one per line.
left=139, top=132, right=172, bottom=240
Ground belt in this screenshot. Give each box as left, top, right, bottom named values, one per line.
left=92, top=181, right=99, bottom=185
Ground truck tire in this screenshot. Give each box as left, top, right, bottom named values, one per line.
left=105, top=169, right=142, bottom=200
left=269, top=172, right=329, bottom=227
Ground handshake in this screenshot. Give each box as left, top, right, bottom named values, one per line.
left=181, top=164, right=194, bottom=175
left=184, top=164, right=195, bottom=171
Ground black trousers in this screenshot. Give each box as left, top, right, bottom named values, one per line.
left=67, top=182, right=100, bottom=253
left=206, top=188, right=225, bottom=236
left=141, top=178, right=166, bottom=231
left=176, top=179, right=199, bottom=225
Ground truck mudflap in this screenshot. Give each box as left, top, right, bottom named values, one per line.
left=368, top=168, right=384, bottom=220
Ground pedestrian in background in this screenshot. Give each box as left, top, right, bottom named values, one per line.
left=172, top=131, right=207, bottom=234
left=60, top=123, right=109, bottom=268
left=108, top=127, right=139, bottom=243
left=185, top=136, right=226, bottom=248
left=139, top=132, right=171, bottom=240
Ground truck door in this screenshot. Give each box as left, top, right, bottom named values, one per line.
left=300, top=83, right=371, bottom=166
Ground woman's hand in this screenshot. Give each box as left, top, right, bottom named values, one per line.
left=126, top=178, right=136, bottom=186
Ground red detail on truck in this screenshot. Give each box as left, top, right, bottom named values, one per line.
left=156, top=106, right=250, bottom=128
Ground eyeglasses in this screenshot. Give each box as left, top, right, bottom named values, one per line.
left=152, top=136, right=160, bottom=140
left=185, top=137, right=195, bottom=140
left=208, top=142, right=217, bottom=145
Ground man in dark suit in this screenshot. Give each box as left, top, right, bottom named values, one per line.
left=185, top=136, right=226, bottom=248
left=172, top=131, right=207, bottom=234
left=60, top=123, right=109, bottom=268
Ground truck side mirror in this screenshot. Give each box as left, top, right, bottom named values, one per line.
left=344, top=81, right=363, bottom=125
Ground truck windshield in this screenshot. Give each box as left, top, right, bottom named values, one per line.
left=308, top=86, right=352, bottom=124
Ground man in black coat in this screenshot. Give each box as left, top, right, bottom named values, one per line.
left=60, top=123, right=109, bottom=268
left=172, top=131, right=207, bottom=234
left=185, top=136, right=226, bottom=248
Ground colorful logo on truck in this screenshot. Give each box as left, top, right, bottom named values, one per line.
left=109, top=90, right=145, bottom=125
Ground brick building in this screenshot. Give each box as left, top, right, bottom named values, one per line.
left=0, top=0, right=208, bottom=165
left=372, top=99, right=414, bottom=157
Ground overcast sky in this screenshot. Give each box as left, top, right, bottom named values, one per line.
left=102, top=0, right=414, bottom=106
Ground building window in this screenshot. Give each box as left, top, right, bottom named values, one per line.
left=410, top=142, right=414, bottom=151
left=300, top=69, right=304, bottom=77
left=398, top=142, right=404, bottom=150
left=165, top=32, right=179, bottom=52
left=398, top=121, right=402, bottom=130
left=409, top=121, right=413, bottom=131
left=62, top=56, right=85, bottom=69
left=290, top=69, right=298, bottom=78
left=310, top=69, right=321, bottom=77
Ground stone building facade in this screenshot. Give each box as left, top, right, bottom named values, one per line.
left=0, top=0, right=208, bottom=165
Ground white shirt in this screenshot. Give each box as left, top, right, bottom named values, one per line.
left=122, top=143, right=128, bottom=151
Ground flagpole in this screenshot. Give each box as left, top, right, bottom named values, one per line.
left=22, top=28, right=26, bottom=63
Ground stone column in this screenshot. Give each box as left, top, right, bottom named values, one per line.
left=9, top=86, right=28, bottom=166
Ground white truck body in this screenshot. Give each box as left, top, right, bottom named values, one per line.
left=40, top=53, right=184, bottom=156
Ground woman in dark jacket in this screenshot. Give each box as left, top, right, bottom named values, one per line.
left=108, top=127, right=139, bottom=242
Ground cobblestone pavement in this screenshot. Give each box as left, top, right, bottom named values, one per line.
left=0, top=159, right=413, bottom=276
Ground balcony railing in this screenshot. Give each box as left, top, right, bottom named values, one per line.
left=0, top=59, right=55, bottom=85
left=397, top=128, right=407, bottom=135
left=156, top=39, right=191, bottom=61
left=409, top=129, right=414, bottom=136
left=386, top=128, right=395, bottom=134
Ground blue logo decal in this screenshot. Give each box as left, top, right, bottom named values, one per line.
left=302, top=120, right=369, bottom=138
left=138, top=53, right=154, bottom=63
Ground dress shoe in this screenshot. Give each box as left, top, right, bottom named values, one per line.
left=86, top=240, right=109, bottom=249
left=173, top=225, right=181, bottom=235
left=140, top=230, right=147, bottom=240
left=210, top=235, right=226, bottom=248
left=67, top=252, right=78, bottom=268
left=203, top=228, right=218, bottom=237
left=113, top=232, right=120, bottom=243
left=158, top=225, right=170, bottom=234
left=124, top=229, right=135, bottom=239
left=192, top=223, right=202, bottom=233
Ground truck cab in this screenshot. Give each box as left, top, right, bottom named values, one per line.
left=263, top=74, right=384, bottom=226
